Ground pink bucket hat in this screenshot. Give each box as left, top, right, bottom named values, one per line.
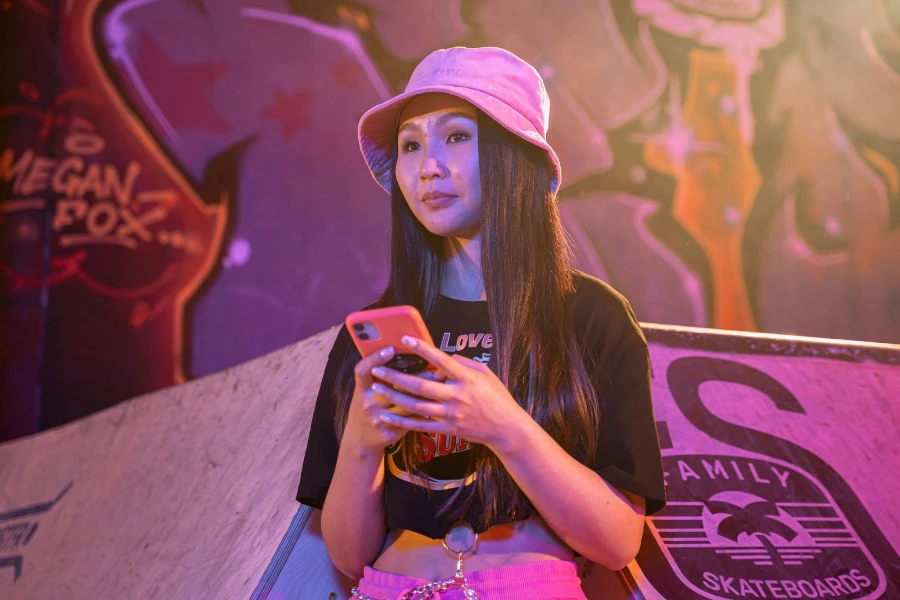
left=358, top=46, right=561, bottom=195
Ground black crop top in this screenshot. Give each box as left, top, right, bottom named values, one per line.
left=296, top=271, right=666, bottom=539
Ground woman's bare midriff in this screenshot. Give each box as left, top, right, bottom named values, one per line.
left=371, top=516, right=574, bottom=581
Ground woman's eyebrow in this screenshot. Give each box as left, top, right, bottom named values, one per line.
left=398, top=111, right=476, bottom=133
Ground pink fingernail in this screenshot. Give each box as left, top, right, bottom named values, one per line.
left=402, top=336, right=416, bottom=347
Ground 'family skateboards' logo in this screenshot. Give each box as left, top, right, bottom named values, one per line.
left=0, top=482, right=72, bottom=583
left=647, top=455, right=884, bottom=599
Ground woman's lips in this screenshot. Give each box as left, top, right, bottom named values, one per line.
left=422, top=194, right=457, bottom=208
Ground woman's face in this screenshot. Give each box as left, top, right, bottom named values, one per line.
left=395, top=93, right=482, bottom=240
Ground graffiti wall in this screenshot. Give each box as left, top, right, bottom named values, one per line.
left=2, top=0, right=899, bottom=439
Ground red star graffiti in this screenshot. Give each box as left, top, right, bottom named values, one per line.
left=260, top=87, right=310, bottom=140
left=133, top=32, right=231, bottom=132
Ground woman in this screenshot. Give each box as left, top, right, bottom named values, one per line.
left=297, top=46, right=666, bottom=599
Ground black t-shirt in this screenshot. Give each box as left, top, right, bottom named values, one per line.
left=296, top=271, right=666, bottom=539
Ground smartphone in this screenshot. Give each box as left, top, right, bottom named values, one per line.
left=345, top=305, right=436, bottom=375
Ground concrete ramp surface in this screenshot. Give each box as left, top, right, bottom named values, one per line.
left=1, top=325, right=898, bottom=599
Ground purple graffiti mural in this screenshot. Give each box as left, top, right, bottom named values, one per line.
left=1, top=0, right=899, bottom=437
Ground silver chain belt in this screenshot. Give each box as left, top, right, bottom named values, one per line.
left=351, top=526, right=481, bottom=600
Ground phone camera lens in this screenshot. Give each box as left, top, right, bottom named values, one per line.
left=352, top=323, right=365, bottom=331
left=358, top=332, right=370, bottom=340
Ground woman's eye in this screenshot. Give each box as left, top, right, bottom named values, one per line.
left=448, top=131, right=469, bottom=143
left=401, top=140, right=420, bottom=153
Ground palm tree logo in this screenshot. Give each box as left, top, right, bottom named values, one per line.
left=705, top=491, right=801, bottom=567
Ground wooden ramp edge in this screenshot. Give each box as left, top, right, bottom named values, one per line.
left=1, top=325, right=899, bottom=599
left=0, top=325, right=343, bottom=600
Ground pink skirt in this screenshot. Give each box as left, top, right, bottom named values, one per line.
left=353, top=559, right=587, bottom=600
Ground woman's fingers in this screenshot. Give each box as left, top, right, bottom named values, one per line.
left=354, top=346, right=398, bottom=386
left=359, top=390, right=409, bottom=442
left=370, top=366, right=455, bottom=401
left=366, top=379, right=422, bottom=419
left=416, top=369, right=447, bottom=382
left=362, top=384, right=393, bottom=410
left=352, top=339, right=475, bottom=445
left=400, top=336, right=470, bottom=380
left=372, top=383, right=448, bottom=420
left=374, top=413, right=406, bottom=437
left=380, top=410, right=453, bottom=434
left=450, top=353, right=491, bottom=373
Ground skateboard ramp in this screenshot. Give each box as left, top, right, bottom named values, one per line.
left=1, top=325, right=898, bottom=599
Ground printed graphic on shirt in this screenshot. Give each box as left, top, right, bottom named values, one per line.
left=417, top=432, right=472, bottom=463
left=439, top=331, right=493, bottom=364
left=385, top=433, right=476, bottom=491
left=438, top=331, right=494, bottom=354
left=385, top=329, right=490, bottom=491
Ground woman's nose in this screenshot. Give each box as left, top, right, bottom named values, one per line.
left=419, top=146, right=447, bottom=179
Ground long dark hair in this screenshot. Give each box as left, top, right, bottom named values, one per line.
left=332, top=111, right=601, bottom=530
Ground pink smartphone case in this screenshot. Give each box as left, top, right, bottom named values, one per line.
left=345, top=305, right=434, bottom=358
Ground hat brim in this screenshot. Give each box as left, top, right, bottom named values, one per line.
left=358, top=84, right=562, bottom=195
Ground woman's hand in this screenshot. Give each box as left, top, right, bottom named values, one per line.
left=345, top=346, right=410, bottom=455
left=369, top=336, right=528, bottom=451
